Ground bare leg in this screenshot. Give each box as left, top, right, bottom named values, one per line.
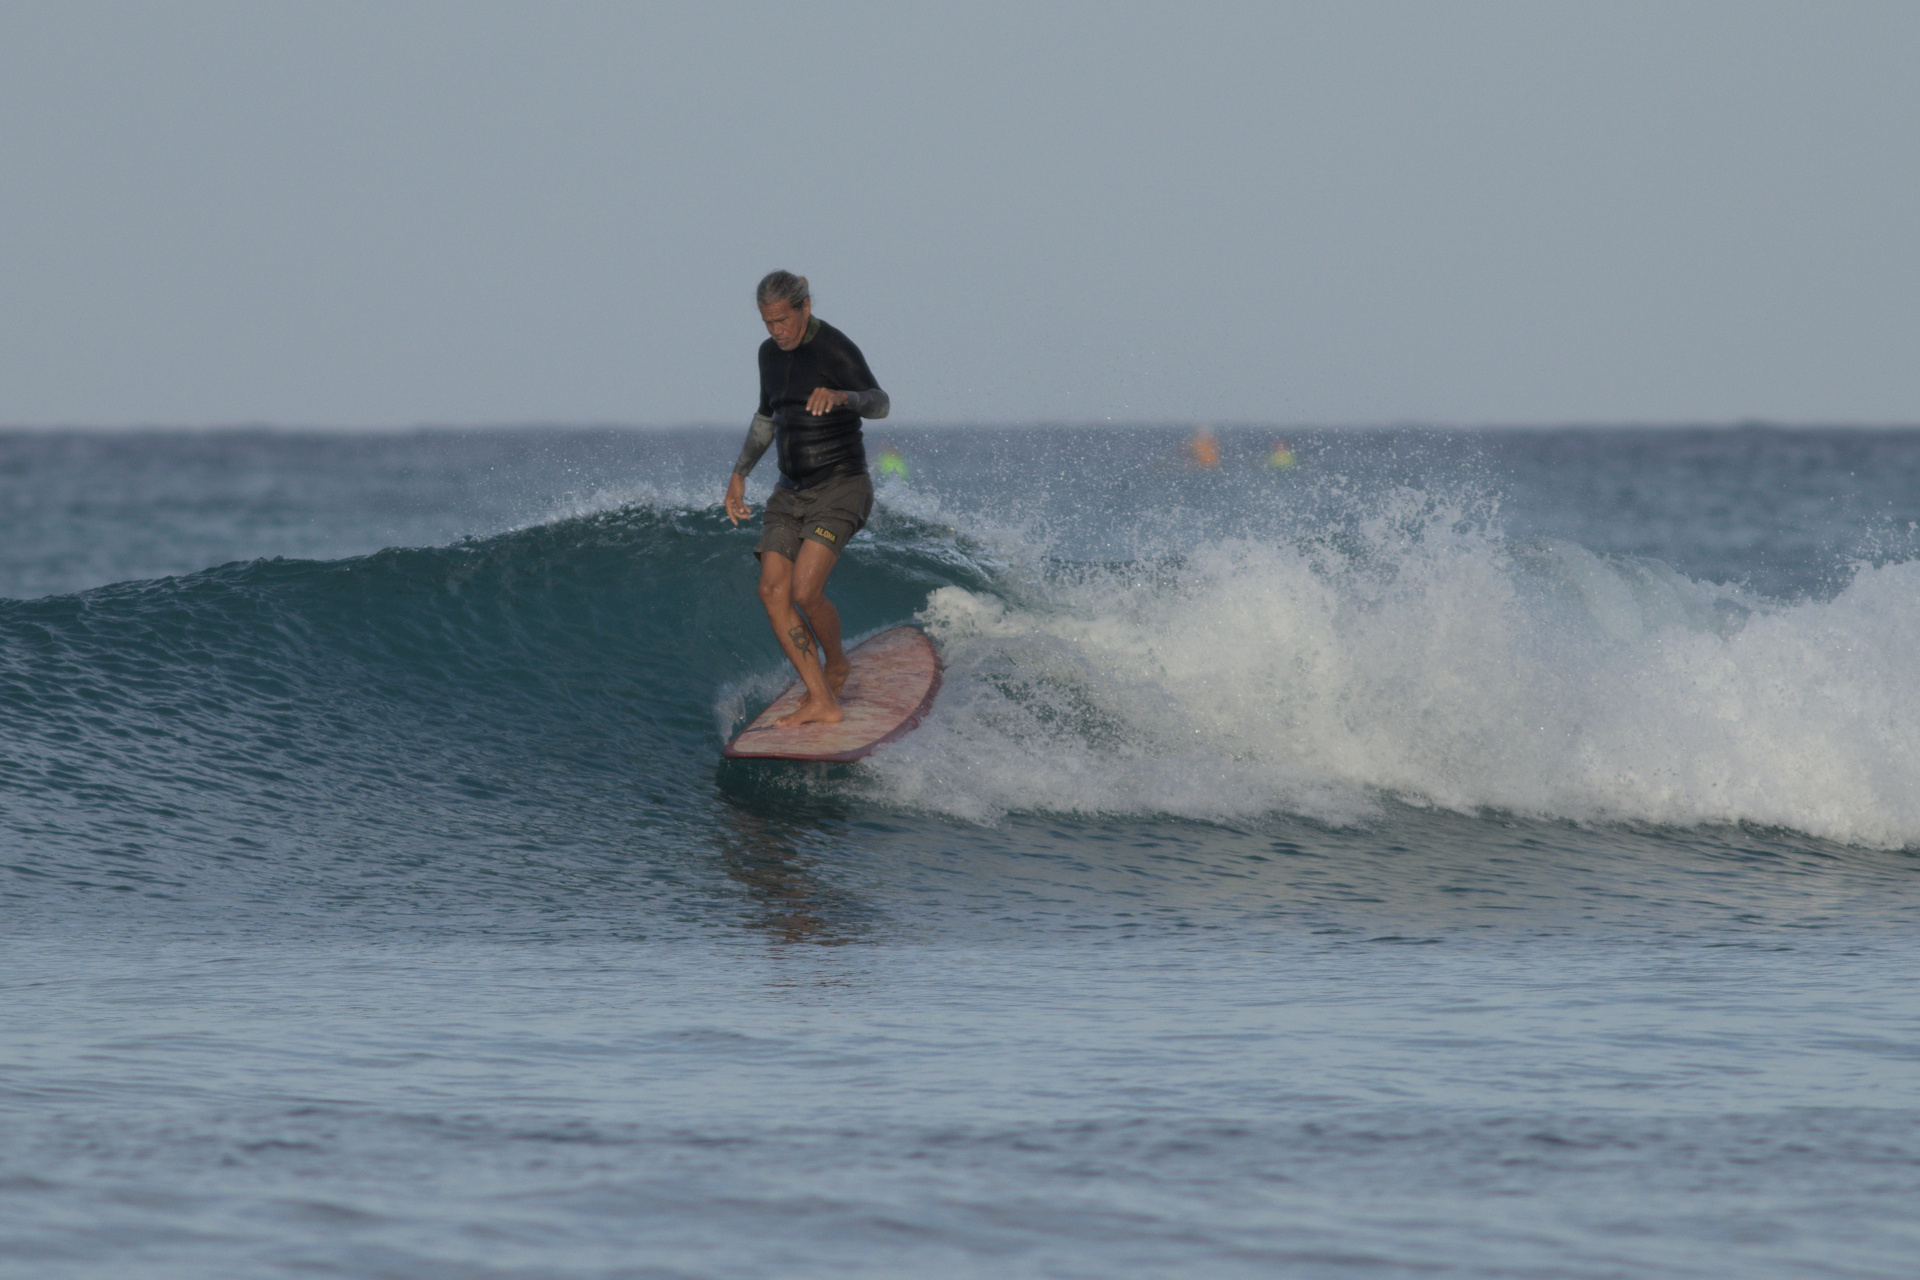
left=756, top=549, right=842, bottom=727
left=790, top=539, right=851, bottom=699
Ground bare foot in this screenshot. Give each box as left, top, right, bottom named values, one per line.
left=776, top=693, right=844, bottom=728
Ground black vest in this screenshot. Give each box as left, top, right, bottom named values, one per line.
left=756, top=318, right=880, bottom=489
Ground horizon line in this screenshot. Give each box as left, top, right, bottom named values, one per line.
left=1, top=418, right=1916, bottom=434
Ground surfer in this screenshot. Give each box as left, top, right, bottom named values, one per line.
left=723, top=271, right=890, bottom=727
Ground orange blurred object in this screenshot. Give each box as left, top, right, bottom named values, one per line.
left=1187, top=429, right=1220, bottom=469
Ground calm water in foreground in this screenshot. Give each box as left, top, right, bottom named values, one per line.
left=2, top=425, right=1917, bottom=1278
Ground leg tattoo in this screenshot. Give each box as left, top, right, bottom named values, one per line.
left=788, top=625, right=816, bottom=659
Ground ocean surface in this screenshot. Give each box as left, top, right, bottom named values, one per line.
left=2, top=424, right=1917, bottom=1278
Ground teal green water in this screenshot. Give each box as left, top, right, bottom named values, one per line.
left=2, top=426, right=1918, bottom=1278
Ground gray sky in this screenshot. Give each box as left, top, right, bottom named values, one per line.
left=2, top=1, right=1916, bottom=428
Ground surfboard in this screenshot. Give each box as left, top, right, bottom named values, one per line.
left=722, top=626, right=941, bottom=763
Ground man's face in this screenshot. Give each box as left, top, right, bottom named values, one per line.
left=759, top=297, right=811, bottom=351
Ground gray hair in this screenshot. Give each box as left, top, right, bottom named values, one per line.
left=755, top=270, right=810, bottom=310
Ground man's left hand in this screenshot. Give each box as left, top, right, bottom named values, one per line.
left=805, top=387, right=848, bottom=417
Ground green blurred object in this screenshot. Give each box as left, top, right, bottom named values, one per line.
left=877, top=447, right=909, bottom=478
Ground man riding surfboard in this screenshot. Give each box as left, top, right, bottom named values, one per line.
left=723, top=271, right=890, bottom=728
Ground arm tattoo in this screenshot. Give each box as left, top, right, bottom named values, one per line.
left=733, top=414, right=776, bottom=477
left=788, top=625, right=816, bottom=658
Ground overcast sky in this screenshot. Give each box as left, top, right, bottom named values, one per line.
left=2, top=2, right=1916, bottom=428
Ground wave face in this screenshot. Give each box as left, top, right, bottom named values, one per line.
left=0, top=504, right=975, bottom=902
left=2, top=472, right=1916, bottom=867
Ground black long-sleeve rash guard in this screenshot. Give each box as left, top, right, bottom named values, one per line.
left=733, top=316, right=889, bottom=490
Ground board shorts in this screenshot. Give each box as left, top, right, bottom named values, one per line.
left=755, top=471, right=874, bottom=562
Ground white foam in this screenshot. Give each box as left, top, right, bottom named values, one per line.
left=860, top=489, right=1920, bottom=849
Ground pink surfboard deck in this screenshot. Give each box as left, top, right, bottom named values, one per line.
left=722, top=626, right=942, bottom=763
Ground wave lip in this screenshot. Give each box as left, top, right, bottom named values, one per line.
left=860, top=494, right=1920, bottom=849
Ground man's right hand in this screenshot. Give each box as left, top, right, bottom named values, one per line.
left=724, top=473, right=752, bottom=526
